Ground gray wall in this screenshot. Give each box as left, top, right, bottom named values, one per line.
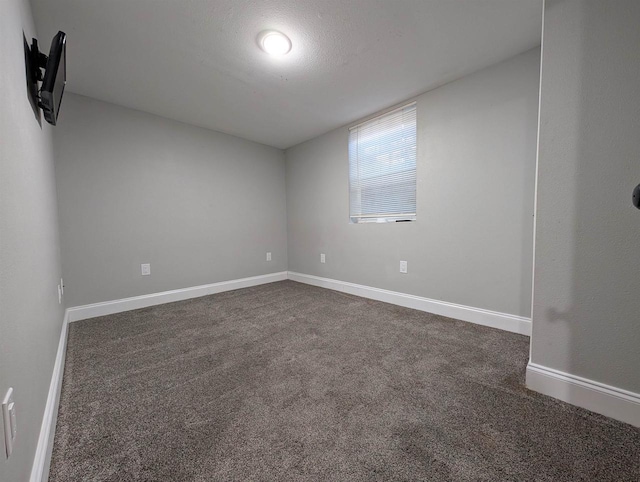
left=531, top=0, right=640, bottom=393
left=286, top=48, right=540, bottom=318
left=54, top=94, right=287, bottom=307
left=0, top=0, right=65, bottom=480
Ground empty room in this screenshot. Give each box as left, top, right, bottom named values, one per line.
left=2, top=0, right=639, bottom=480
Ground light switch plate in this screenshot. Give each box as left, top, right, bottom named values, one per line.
left=141, top=263, right=151, bottom=276
left=2, top=388, right=15, bottom=458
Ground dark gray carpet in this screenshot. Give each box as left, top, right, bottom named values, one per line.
left=49, top=280, right=640, bottom=481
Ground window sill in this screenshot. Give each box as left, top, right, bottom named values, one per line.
left=350, top=218, right=416, bottom=224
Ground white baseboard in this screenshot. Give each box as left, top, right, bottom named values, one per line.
left=30, top=310, right=69, bottom=482
left=28, top=273, right=638, bottom=482
left=287, top=271, right=531, bottom=336
left=67, top=272, right=288, bottom=322
left=29, top=271, right=287, bottom=480
left=526, top=362, right=640, bottom=427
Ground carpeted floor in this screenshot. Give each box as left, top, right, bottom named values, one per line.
left=49, top=280, right=640, bottom=481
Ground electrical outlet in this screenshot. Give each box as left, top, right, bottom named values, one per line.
left=400, top=260, right=408, bottom=274
left=266, top=252, right=272, bottom=261
left=2, top=388, right=16, bottom=458
left=141, top=263, right=151, bottom=276
left=320, top=253, right=326, bottom=264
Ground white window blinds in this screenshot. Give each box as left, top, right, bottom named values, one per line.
left=349, top=102, right=417, bottom=223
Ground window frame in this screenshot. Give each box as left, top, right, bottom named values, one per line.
left=348, top=102, right=418, bottom=224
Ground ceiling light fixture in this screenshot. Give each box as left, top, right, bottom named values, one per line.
left=258, top=30, right=292, bottom=56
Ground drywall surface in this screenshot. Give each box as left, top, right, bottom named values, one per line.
left=286, top=48, right=540, bottom=318
left=54, top=94, right=287, bottom=307
left=531, top=0, right=640, bottom=393
left=0, top=0, right=65, bottom=480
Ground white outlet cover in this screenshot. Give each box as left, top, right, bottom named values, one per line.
left=57, top=284, right=62, bottom=304
left=2, top=387, right=15, bottom=458
left=141, top=263, right=151, bottom=276
left=266, top=252, right=272, bottom=261
left=320, top=253, right=326, bottom=263
left=60, top=278, right=64, bottom=294
left=400, top=260, right=408, bottom=273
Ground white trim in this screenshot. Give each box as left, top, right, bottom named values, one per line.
left=67, top=272, right=288, bottom=322
left=30, top=310, right=69, bottom=482
left=29, top=271, right=286, bottom=480
left=27, top=272, right=539, bottom=482
left=529, top=1, right=545, bottom=361
left=526, top=362, right=640, bottom=427
left=287, top=271, right=531, bottom=336
left=28, top=270, right=531, bottom=482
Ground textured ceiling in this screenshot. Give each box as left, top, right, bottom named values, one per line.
left=32, top=0, right=542, bottom=149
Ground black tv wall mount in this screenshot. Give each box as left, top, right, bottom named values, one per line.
left=25, top=38, right=50, bottom=116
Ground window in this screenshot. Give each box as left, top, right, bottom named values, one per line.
left=349, top=102, right=417, bottom=223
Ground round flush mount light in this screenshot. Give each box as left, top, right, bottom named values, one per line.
left=258, top=30, right=292, bottom=56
